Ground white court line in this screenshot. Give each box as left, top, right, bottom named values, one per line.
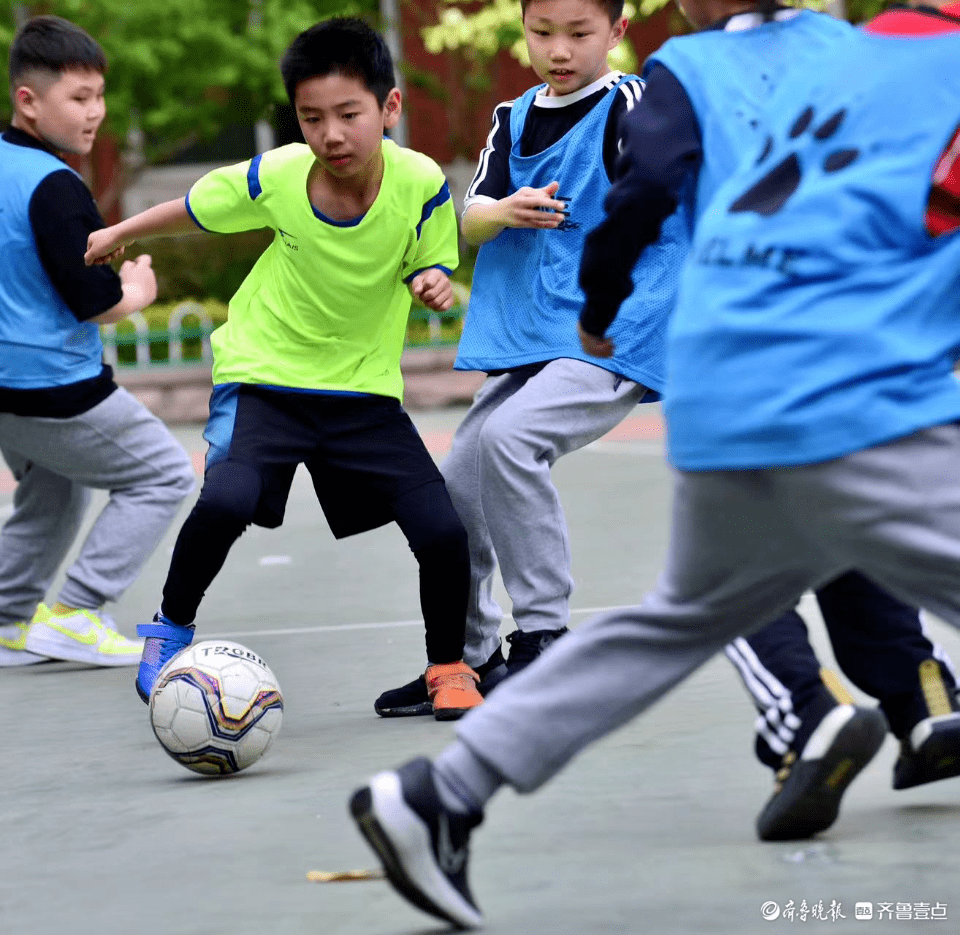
left=209, top=604, right=630, bottom=640
left=210, top=595, right=824, bottom=640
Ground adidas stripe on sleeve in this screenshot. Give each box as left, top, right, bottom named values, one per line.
left=464, top=100, right=515, bottom=211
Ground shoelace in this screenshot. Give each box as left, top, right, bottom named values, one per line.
left=157, top=639, right=185, bottom=666
left=143, top=631, right=189, bottom=667
left=505, top=631, right=551, bottom=668
left=772, top=751, right=798, bottom=793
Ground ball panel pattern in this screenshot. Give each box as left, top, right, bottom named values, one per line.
left=149, top=640, right=283, bottom=775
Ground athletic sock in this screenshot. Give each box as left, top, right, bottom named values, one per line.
left=433, top=740, right=504, bottom=815
left=51, top=602, right=79, bottom=616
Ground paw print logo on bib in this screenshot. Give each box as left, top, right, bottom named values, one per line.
left=729, top=107, right=860, bottom=217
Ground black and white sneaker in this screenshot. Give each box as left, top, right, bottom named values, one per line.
left=349, top=757, right=483, bottom=929
left=756, top=704, right=888, bottom=841
left=893, top=712, right=960, bottom=789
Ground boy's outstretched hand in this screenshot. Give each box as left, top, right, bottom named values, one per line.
left=409, top=268, right=454, bottom=312
left=86, top=226, right=126, bottom=266
left=500, top=180, right=567, bottom=230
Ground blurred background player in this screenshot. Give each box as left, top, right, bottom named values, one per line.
left=726, top=573, right=960, bottom=839
left=373, top=0, right=687, bottom=716
left=0, top=15, right=195, bottom=670
left=349, top=0, right=960, bottom=926
left=85, top=18, right=483, bottom=720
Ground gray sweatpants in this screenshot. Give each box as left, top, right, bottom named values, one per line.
left=441, top=358, right=647, bottom=668
left=0, top=387, right=195, bottom=624
left=456, top=422, right=960, bottom=792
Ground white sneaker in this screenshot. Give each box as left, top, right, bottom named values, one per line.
left=25, top=607, right=144, bottom=666
left=0, top=604, right=53, bottom=667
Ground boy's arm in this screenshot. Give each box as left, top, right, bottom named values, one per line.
left=459, top=99, right=565, bottom=246
left=579, top=64, right=702, bottom=344
left=404, top=174, right=460, bottom=310
left=29, top=169, right=128, bottom=320
left=90, top=255, right=158, bottom=323
left=86, top=198, right=197, bottom=265
left=461, top=182, right=568, bottom=246
left=28, top=170, right=158, bottom=323
left=461, top=100, right=512, bottom=245
left=87, top=156, right=270, bottom=265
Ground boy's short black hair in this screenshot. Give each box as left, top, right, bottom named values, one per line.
left=9, top=15, right=107, bottom=89
left=520, top=0, right=625, bottom=21
left=280, top=17, right=395, bottom=108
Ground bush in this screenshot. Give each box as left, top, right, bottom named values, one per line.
left=147, top=231, right=479, bottom=305
left=104, top=293, right=469, bottom=366
left=406, top=306, right=464, bottom=347
left=105, top=300, right=228, bottom=366
left=146, top=231, right=274, bottom=304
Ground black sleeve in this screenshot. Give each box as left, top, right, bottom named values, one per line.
left=579, top=63, right=703, bottom=337
left=602, top=77, right=645, bottom=180
left=463, top=101, right=514, bottom=206
left=28, top=169, right=124, bottom=322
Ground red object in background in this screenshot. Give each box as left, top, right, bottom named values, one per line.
left=63, top=133, right=122, bottom=224
left=866, top=1, right=960, bottom=36
left=926, top=125, right=960, bottom=238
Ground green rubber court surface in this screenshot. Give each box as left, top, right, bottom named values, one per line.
left=2, top=405, right=959, bottom=935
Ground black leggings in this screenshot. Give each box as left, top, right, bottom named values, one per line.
left=161, top=464, right=469, bottom=664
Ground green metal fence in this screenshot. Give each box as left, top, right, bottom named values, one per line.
left=99, top=291, right=468, bottom=369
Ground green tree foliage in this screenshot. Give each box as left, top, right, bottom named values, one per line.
left=420, top=0, right=892, bottom=68
left=630, top=0, right=891, bottom=19
left=0, top=0, right=375, bottom=161
left=422, top=0, right=638, bottom=72
left=841, top=0, right=890, bottom=23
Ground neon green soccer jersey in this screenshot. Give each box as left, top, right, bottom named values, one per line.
left=185, top=140, right=458, bottom=400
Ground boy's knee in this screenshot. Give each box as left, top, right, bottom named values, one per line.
left=479, top=416, right=536, bottom=472
left=144, top=444, right=196, bottom=502
left=397, top=482, right=469, bottom=557
left=196, top=461, right=262, bottom=527
left=168, top=450, right=197, bottom=498
left=415, top=509, right=469, bottom=564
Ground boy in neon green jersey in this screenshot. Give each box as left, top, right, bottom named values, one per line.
left=85, top=17, right=483, bottom=720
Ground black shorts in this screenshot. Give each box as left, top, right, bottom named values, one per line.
left=204, top=384, right=443, bottom=537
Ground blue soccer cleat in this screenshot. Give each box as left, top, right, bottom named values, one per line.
left=136, top=613, right=195, bottom=704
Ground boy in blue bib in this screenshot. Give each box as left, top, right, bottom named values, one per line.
left=580, top=0, right=960, bottom=840
left=380, top=0, right=960, bottom=842
left=374, top=0, right=685, bottom=718
left=0, top=16, right=194, bottom=671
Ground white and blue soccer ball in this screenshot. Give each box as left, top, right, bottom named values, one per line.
left=149, top=640, right=284, bottom=776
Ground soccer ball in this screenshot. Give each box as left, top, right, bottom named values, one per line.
left=149, top=640, right=284, bottom=776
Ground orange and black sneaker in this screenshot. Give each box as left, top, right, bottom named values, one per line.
left=374, top=646, right=506, bottom=718
left=425, top=662, right=483, bottom=721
